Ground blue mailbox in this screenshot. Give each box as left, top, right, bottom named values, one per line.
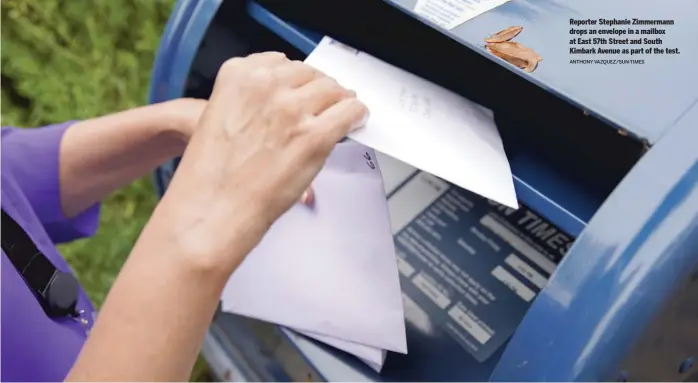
left=149, top=0, right=698, bottom=381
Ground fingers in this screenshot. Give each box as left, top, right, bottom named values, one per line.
left=299, top=187, right=315, bottom=206
left=294, top=77, right=354, bottom=116
left=242, top=54, right=323, bottom=89
left=274, top=60, right=322, bottom=88
left=313, top=97, right=369, bottom=144
left=243, top=51, right=289, bottom=68
left=214, top=52, right=289, bottom=93
left=297, top=99, right=367, bottom=207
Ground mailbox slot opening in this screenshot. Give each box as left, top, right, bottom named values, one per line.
left=185, top=1, right=646, bottom=236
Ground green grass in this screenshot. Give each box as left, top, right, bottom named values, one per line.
left=1, top=0, right=211, bottom=380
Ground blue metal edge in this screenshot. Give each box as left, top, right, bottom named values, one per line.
left=491, top=102, right=698, bottom=381
left=148, top=0, right=222, bottom=196
left=245, top=1, right=588, bottom=237
left=148, top=0, right=222, bottom=103
left=245, top=2, right=321, bottom=55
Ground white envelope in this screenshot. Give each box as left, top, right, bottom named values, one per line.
left=221, top=142, right=407, bottom=364
left=296, top=329, right=386, bottom=371
left=305, top=36, right=518, bottom=209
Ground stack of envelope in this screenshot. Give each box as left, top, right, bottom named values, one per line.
left=222, top=142, right=405, bottom=371
left=220, top=36, right=517, bottom=372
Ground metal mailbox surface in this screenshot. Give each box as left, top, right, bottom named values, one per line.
left=384, top=0, right=698, bottom=144
left=148, top=0, right=698, bottom=381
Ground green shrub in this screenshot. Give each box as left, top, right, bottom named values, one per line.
left=2, top=0, right=173, bottom=123
left=1, top=0, right=211, bottom=380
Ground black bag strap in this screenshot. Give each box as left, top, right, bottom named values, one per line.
left=1, top=209, right=80, bottom=318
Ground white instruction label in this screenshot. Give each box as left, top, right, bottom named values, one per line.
left=491, top=266, right=536, bottom=303
left=412, top=273, right=452, bottom=309
left=413, top=0, right=511, bottom=30
left=397, top=256, right=417, bottom=277
left=447, top=305, right=492, bottom=344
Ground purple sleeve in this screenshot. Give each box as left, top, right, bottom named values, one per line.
left=1, top=123, right=101, bottom=243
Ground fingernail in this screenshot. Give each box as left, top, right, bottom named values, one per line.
left=300, top=188, right=314, bottom=206
left=350, top=110, right=370, bottom=132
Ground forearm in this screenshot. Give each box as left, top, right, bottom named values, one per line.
left=66, top=238, right=224, bottom=380
left=59, top=99, right=199, bottom=217
left=65, top=200, right=261, bottom=381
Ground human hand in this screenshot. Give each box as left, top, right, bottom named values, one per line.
left=166, top=97, right=320, bottom=206
left=167, top=98, right=209, bottom=141
left=153, top=52, right=368, bottom=274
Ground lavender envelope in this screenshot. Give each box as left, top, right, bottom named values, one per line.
left=298, top=330, right=387, bottom=371
left=221, top=142, right=407, bottom=365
